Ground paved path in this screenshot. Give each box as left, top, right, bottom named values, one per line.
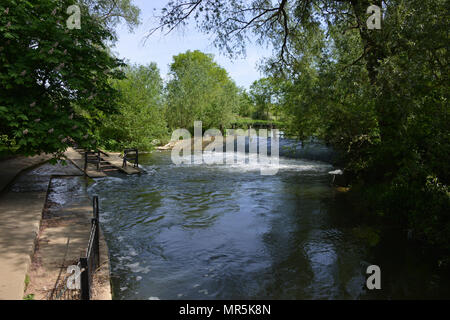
left=0, top=154, right=52, bottom=299
left=0, top=155, right=111, bottom=300
left=23, top=175, right=111, bottom=300
left=0, top=158, right=82, bottom=299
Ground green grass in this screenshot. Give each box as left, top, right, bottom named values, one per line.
left=24, top=274, right=30, bottom=289
left=23, top=274, right=34, bottom=300
left=23, top=294, right=35, bottom=300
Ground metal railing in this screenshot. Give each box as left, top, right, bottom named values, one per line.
left=79, top=196, right=100, bottom=300
left=122, top=148, right=139, bottom=168
left=84, top=151, right=101, bottom=171
left=49, top=258, right=81, bottom=300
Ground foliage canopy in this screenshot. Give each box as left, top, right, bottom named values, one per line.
left=0, top=0, right=125, bottom=157
left=166, top=50, right=239, bottom=131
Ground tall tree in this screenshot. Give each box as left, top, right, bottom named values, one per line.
left=99, top=64, right=168, bottom=151
left=249, top=78, right=276, bottom=120
left=236, top=88, right=254, bottom=118
left=0, top=0, right=125, bottom=157
left=166, top=50, right=239, bottom=131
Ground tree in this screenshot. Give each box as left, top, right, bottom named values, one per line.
left=277, top=0, right=449, bottom=249
left=249, top=78, right=276, bottom=120
left=150, top=1, right=381, bottom=68
left=149, top=1, right=394, bottom=138
left=236, top=88, right=254, bottom=118
left=0, top=0, right=125, bottom=157
left=166, top=50, right=239, bottom=131
left=99, top=64, right=168, bottom=151
left=80, top=0, right=141, bottom=34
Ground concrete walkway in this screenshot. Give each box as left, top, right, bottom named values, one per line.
left=0, top=156, right=111, bottom=300
left=23, top=175, right=111, bottom=300
left=0, top=155, right=53, bottom=299
left=0, top=157, right=83, bottom=299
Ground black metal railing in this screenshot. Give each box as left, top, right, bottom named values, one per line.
left=84, top=151, right=101, bottom=171
left=79, top=196, right=100, bottom=300
left=49, top=259, right=81, bottom=300
left=122, top=148, right=139, bottom=168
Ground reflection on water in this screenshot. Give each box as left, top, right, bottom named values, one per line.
left=87, top=151, right=450, bottom=300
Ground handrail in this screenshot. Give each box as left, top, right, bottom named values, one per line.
left=122, top=148, right=139, bottom=168
left=79, top=196, right=100, bottom=300
left=84, top=150, right=101, bottom=171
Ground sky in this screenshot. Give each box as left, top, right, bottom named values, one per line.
left=112, top=0, right=273, bottom=89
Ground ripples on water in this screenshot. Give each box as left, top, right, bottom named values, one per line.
left=87, top=151, right=450, bottom=300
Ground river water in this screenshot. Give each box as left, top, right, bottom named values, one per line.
left=86, top=145, right=450, bottom=300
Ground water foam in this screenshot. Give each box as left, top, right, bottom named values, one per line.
left=174, top=151, right=332, bottom=174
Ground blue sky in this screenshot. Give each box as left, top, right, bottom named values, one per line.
left=112, top=0, right=273, bottom=89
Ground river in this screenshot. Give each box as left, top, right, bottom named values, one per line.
left=86, top=143, right=450, bottom=300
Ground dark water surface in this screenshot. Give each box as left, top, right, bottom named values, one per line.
left=86, top=150, right=450, bottom=300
